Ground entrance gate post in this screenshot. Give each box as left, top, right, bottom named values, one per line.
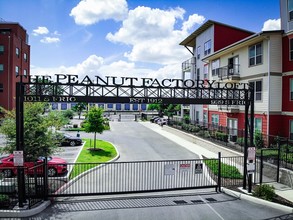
left=16, top=82, right=26, bottom=207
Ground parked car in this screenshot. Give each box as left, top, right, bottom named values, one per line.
left=157, top=118, right=168, bottom=126
left=60, top=133, right=82, bottom=146
left=150, top=116, right=160, bottom=123
left=0, top=154, right=68, bottom=178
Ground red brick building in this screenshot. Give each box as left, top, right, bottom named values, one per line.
left=0, top=22, right=30, bottom=111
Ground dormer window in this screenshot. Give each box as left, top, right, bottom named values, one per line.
left=288, top=0, right=293, bottom=21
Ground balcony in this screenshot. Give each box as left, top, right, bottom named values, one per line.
left=212, top=64, right=240, bottom=81
left=182, top=57, right=196, bottom=72
left=218, top=105, right=239, bottom=113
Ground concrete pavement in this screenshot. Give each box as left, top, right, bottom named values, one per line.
left=139, top=122, right=293, bottom=212
left=1, top=121, right=293, bottom=218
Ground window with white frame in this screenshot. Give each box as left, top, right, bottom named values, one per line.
left=254, top=118, right=262, bottom=132
left=204, top=40, right=211, bottom=56
left=249, top=43, right=262, bottom=66
left=289, top=79, right=293, bottom=101
left=16, top=47, right=19, bottom=58
left=290, top=120, right=293, bottom=140
left=249, top=80, right=262, bottom=101
left=203, top=112, right=207, bottom=124
left=197, top=46, right=200, bottom=59
left=212, top=59, right=220, bottom=76
left=15, top=66, right=19, bottom=76
left=24, top=53, right=27, bottom=62
left=290, top=39, right=293, bottom=61
left=211, top=114, right=219, bottom=126
left=23, top=69, right=27, bottom=76
left=204, top=64, right=208, bottom=79
left=288, top=0, right=293, bottom=21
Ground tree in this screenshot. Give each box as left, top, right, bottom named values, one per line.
left=83, top=107, right=106, bottom=150
left=72, top=102, right=87, bottom=119
left=0, top=103, right=60, bottom=161
left=45, top=110, right=70, bottom=130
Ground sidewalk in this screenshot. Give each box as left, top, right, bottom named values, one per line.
left=140, top=122, right=293, bottom=209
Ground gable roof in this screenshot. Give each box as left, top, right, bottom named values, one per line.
left=179, top=20, right=255, bottom=47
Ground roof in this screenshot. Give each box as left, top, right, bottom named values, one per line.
left=179, top=20, right=255, bottom=47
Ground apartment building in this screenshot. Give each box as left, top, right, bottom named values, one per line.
left=0, top=22, right=30, bottom=111
left=180, top=20, right=254, bottom=123
left=203, top=30, right=283, bottom=139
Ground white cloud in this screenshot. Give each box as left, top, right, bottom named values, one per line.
left=182, top=14, right=205, bottom=32
left=106, top=6, right=202, bottom=65
left=262, top=18, right=281, bottom=31
left=40, top=37, right=60, bottom=44
left=30, top=55, right=182, bottom=82
left=32, top=26, right=49, bottom=36
left=70, top=0, right=128, bottom=25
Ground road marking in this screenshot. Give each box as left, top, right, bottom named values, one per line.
left=199, top=195, right=225, bottom=220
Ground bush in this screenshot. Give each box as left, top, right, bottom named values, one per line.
left=252, top=184, right=275, bottom=201
left=215, top=132, right=228, bottom=142
left=62, top=109, right=74, bottom=119
left=254, top=130, right=264, bottom=149
left=0, top=194, right=9, bottom=202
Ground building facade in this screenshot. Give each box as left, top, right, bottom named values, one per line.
left=180, top=20, right=254, bottom=123
left=0, top=22, right=30, bottom=111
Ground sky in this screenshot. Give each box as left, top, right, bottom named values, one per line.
left=0, top=0, right=281, bottom=81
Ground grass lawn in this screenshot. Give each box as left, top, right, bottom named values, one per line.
left=204, top=159, right=243, bottom=179
left=69, top=138, right=117, bottom=179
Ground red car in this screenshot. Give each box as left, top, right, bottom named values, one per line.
left=0, top=154, right=68, bottom=177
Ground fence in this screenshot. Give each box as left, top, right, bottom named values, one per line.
left=1, top=154, right=247, bottom=209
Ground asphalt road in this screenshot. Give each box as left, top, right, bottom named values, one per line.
left=21, top=121, right=291, bottom=220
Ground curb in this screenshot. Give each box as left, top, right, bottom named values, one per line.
left=222, top=187, right=293, bottom=213
left=0, top=200, right=51, bottom=218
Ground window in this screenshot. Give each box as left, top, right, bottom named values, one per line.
left=203, top=112, right=207, bottom=124
left=255, top=118, right=262, bottom=132
left=290, top=79, right=293, bottom=100
left=116, top=103, right=121, bottom=110
left=197, top=46, right=200, bottom=59
left=211, top=114, right=219, bottom=126
left=249, top=80, right=262, bottom=101
left=195, top=111, right=199, bottom=123
left=24, top=53, right=27, bottom=62
left=15, top=66, right=19, bottom=76
left=290, top=120, right=293, bottom=140
left=249, top=43, right=262, bottom=66
left=204, top=64, right=208, bottom=79
left=141, top=104, right=147, bottom=111
left=51, top=103, right=58, bottom=110
left=16, top=47, right=19, bottom=58
left=61, top=103, right=67, bottom=110
left=125, top=104, right=130, bottom=110
left=98, top=104, right=104, bottom=109
left=133, top=104, right=138, bottom=111
left=212, top=59, right=220, bottom=76
left=23, top=69, right=27, bottom=76
left=107, top=103, right=113, bottom=108
left=288, top=0, right=293, bottom=21
left=0, top=64, right=3, bottom=73
left=204, top=40, right=211, bottom=56
left=0, top=84, right=3, bottom=92
left=0, top=45, right=4, bottom=54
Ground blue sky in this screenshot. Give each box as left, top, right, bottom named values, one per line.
left=0, top=0, right=280, bottom=80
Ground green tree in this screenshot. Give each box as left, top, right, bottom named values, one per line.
left=72, top=102, right=87, bottom=119
left=0, top=103, right=60, bottom=161
left=45, top=110, right=69, bottom=130
left=83, top=107, right=106, bottom=150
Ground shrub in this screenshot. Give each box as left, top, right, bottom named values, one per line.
left=254, top=130, right=264, bottom=149
left=252, top=184, right=275, bottom=201
left=62, top=109, right=74, bottom=119
left=0, top=194, right=9, bottom=202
